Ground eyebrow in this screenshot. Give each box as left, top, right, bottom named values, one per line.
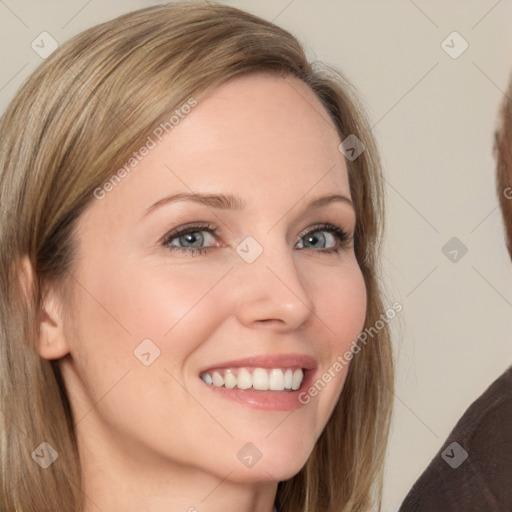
left=142, top=192, right=353, bottom=218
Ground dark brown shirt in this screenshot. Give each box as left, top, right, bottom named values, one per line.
left=399, top=366, right=512, bottom=512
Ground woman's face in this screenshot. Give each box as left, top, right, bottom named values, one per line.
left=57, top=73, right=367, bottom=484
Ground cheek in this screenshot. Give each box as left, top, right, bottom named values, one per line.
left=128, top=263, right=233, bottom=348
left=315, top=258, right=367, bottom=352
left=301, top=258, right=367, bottom=420
left=76, top=255, right=228, bottom=341
left=66, top=255, right=237, bottom=420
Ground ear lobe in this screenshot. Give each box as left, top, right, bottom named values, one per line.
left=18, top=256, right=71, bottom=360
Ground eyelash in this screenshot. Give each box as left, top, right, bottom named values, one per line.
left=161, top=222, right=352, bottom=257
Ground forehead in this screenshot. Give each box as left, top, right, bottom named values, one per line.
left=86, top=73, right=350, bottom=223
left=170, top=72, right=345, bottom=177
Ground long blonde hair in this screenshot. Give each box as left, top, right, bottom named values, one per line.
left=0, top=2, right=393, bottom=511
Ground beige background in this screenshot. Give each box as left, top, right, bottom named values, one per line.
left=1, top=1, right=512, bottom=510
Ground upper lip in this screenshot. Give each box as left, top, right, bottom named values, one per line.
left=199, top=353, right=317, bottom=374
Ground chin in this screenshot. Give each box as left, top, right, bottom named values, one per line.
left=225, top=443, right=314, bottom=484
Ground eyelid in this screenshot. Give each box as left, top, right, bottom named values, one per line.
left=161, top=222, right=217, bottom=243
left=297, top=222, right=349, bottom=241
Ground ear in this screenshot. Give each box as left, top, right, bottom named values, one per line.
left=19, top=256, right=71, bottom=360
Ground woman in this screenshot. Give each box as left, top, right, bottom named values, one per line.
left=0, top=2, right=393, bottom=511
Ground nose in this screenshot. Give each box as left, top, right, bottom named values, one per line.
left=232, top=240, right=315, bottom=332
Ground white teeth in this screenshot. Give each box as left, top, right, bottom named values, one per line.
left=237, top=368, right=252, bottom=390
left=212, top=371, right=224, bottom=387
left=224, top=370, right=237, bottom=389
left=291, top=369, right=304, bottom=391
left=252, top=368, right=269, bottom=390
left=200, top=367, right=305, bottom=392
left=269, top=369, right=285, bottom=391
left=284, top=369, right=293, bottom=389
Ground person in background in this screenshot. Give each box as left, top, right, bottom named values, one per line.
left=398, top=76, right=512, bottom=512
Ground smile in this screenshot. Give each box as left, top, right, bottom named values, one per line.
left=200, top=367, right=304, bottom=391
left=197, top=353, right=316, bottom=411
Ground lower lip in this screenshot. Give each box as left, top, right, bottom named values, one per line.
left=199, top=369, right=316, bottom=411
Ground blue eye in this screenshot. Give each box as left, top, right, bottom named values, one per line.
left=162, top=223, right=217, bottom=256
left=162, top=222, right=351, bottom=256
left=296, top=224, right=350, bottom=254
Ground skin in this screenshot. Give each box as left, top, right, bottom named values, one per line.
left=38, top=73, right=367, bottom=512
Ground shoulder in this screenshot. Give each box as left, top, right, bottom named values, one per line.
left=399, top=366, right=512, bottom=512
left=450, top=365, right=512, bottom=452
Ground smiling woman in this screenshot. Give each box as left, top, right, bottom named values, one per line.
left=0, top=2, right=393, bottom=512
